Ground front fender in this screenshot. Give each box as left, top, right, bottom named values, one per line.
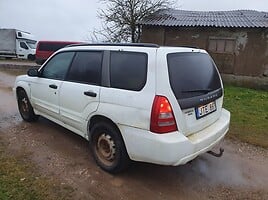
left=15, top=80, right=31, bottom=100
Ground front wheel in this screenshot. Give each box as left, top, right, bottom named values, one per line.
left=90, top=122, right=130, bottom=173
left=17, top=89, right=38, bottom=122
left=27, top=54, right=35, bottom=61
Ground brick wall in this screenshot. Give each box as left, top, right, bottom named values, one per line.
left=141, top=26, right=268, bottom=77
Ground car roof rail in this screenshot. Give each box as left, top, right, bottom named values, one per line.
left=66, top=43, right=160, bottom=48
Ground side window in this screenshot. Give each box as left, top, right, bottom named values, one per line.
left=66, top=51, right=102, bottom=85
left=20, top=42, right=28, bottom=50
left=41, top=52, right=75, bottom=80
left=110, top=51, right=147, bottom=91
left=208, top=37, right=236, bottom=54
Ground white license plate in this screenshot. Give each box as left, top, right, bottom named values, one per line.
left=195, top=101, right=216, bottom=119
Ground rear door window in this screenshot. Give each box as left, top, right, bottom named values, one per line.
left=66, top=51, right=103, bottom=85
left=167, top=52, right=222, bottom=108
left=110, top=51, right=147, bottom=91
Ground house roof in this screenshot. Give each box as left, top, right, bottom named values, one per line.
left=139, top=9, right=268, bottom=28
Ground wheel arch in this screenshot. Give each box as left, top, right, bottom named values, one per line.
left=15, top=82, right=31, bottom=100
left=88, top=115, right=122, bottom=141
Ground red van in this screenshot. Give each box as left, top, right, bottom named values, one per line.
left=35, top=41, right=80, bottom=65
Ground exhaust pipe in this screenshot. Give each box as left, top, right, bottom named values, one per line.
left=207, top=148, right=224, bottom=157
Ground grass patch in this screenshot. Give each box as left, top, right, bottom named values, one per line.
left=0, top=138, right=74, bottom=200
left=224, top=85, right=268, bottom=148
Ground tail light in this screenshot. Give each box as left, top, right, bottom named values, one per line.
left=150, top=95, right=178, bottom=133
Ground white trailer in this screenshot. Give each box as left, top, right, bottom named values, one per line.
left=0, top=29, right=37, bottom=60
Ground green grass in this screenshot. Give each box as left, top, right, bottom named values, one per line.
left=224, top=85, right=268, bottom=148
left=0, top=138, right=74, bottom=200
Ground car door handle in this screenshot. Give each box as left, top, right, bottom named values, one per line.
left=84, top=91, right=97, bottom=97
left=49, top=84, right=58, bottom=89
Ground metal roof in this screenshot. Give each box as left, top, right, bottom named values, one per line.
left=139, top=9, right=268, bottom=28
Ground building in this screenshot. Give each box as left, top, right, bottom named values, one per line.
left=139, top=9, right=268, bottom=78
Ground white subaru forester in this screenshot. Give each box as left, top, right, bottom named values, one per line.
left=14, top=43, right=230, bottom=173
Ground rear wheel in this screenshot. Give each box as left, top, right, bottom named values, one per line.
left=17, top=89, right=38, bottom=122
left=90, top=122, right=130, bottom=173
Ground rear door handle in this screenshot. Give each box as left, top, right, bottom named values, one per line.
left=84, top=91, right=97, bottom=97
left=49, top=84, right=58, bottom=89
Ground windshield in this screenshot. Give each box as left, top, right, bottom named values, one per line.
left=26, top=41, right=37, bottom=49
left=167, top=52, right=221, bottom=100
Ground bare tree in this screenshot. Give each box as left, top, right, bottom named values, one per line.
left=96, top=0, right=176, bottom=43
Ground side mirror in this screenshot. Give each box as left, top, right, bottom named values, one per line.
left=27, top=68, right=39, bottom=77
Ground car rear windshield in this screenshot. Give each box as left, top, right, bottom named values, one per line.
left=167, top=52, right=221, bottom=100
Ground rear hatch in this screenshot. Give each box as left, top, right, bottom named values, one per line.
left=167, top=51, right=223, bottom=136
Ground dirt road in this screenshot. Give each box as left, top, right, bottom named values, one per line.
left=0, top=59, right=37, bottom=66
left=0, top=69, right=268, bottom=199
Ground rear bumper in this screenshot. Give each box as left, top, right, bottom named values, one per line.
left=120, top=108, right=230, bottom=166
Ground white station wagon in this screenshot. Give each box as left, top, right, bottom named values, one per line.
left=14, top=43, right=230, bottom=173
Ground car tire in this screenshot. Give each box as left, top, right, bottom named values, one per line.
left=28, top=54, right=35, bottom=61
left=17, top=89, right=39, bottom=122
left=90, top=122, right=130, bottom=173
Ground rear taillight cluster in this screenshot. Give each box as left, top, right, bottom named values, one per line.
left=150, top=96, right=177, bottom=133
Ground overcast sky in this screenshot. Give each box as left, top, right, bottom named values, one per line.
left=1, top=0, right=268, bottom=42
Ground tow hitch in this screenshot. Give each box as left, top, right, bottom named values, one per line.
left=207, top=148, right=224, bottom=157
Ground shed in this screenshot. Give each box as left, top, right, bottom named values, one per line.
left=139, top=9, right=268, bottom=77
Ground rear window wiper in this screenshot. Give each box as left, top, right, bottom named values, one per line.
left=181, top=89, right=213, bottom=94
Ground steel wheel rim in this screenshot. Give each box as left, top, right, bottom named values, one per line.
left=95, top=133, right=116, bottom=166
left=20, top=97, right=29, bottom=116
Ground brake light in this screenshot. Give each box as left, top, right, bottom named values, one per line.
left=150, top=96, right=178, bottom=133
